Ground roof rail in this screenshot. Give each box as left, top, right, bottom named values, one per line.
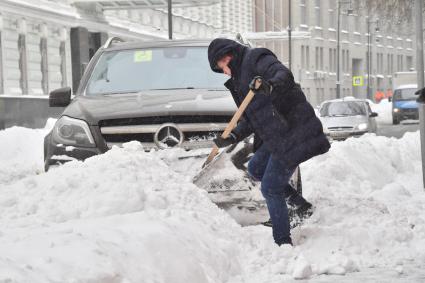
left=103, top=37, right=124, bottom=48
left=235, top=33, right=253, bottom=47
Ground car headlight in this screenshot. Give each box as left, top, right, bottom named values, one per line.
left=52, top=116, right=95, bottom=147
left=393, top=108, right=400, bottom=113
left=356, top=123, right=368, bottom=131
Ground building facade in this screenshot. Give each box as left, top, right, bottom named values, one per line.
left=0, top=0, right=228, bottom=96
left=253, top=0, right=415, bottom=106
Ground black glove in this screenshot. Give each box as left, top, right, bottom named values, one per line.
left=249, top=76, right=273, bottom=95
left=213, top=132, right=238, bottom=148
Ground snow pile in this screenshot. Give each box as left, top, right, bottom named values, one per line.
left=0, top=119, right=55, bottom=186
left=1, top=122, right=424, bottom=282
left=295, top=131, right=425, bottom=277
left=370, top=98, right=392, bottom=124
left=0, top=142, right=242, bottom=283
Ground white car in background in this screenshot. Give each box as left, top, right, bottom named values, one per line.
left=319, top=98, right=378, bottom=141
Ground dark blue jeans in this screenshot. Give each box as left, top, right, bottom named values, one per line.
left=247, top=145, right=296, bottom=245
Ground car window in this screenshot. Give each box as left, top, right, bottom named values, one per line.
left=86, top=47, right=228, bottom=95
left=393, top=88, right=417, bottom=101
left=320, top=101, right=367, bottom=117
left=366, top=103, right=372, bottom=113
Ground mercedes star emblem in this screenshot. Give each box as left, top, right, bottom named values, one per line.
left=153, top=123, right=184, bottom=149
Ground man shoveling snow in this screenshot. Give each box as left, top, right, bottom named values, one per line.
left=207, top=38, right=330, bottom=246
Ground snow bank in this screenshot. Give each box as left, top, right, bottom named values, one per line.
left=296, top=132, right=425, bottom=277
left=370, top=99, right=392, bottom=124
left=0, top=119, right=55, bottom=186
left=0, top=142, right=242, bottom=282
left=1, top=123, right=424, bottom=282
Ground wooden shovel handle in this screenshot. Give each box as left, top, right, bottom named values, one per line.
left=202, top=79, right=262, bottom=168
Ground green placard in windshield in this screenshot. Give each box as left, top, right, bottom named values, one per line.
left=134, top=50, right=152, bottom=62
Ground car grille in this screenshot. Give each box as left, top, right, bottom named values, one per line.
left=99, top=115, right=232, bottom=127
left=327, top=126, right=354, bottom=131
left=99, top=115, right=232, bottom=149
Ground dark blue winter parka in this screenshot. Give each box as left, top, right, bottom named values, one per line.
left=208, top=38, right=330, bottom=168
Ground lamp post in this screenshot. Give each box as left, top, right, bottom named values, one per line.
left=288, top=0, right=292, bottom=71
left=168, top=0, right=173, bottom=40
left=415, top=0, right=425, bottom=190
left=336, top=0, right=353, bottom=99
left=366, top=16, right=379, bottom=101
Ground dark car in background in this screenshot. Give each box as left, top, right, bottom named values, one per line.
left=391, top=84, right=419, bottom=124
left=44, top=38, right=238, bottom=170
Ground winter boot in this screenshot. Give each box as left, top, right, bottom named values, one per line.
left=277, top=237, right=293, bottom=246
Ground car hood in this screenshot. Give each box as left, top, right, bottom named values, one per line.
left=394, top=100, right=418, bottom=109
left=320, top=115, right=369, bottom=129
left=62, top=89, right=237, bottom=125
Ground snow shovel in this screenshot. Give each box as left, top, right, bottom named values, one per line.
left=203, top=78, right=262, bottom=168
left=193, top=78, right=262, bottom=186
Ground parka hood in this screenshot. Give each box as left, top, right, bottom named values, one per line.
left=207, top=38, right=247, bottom=75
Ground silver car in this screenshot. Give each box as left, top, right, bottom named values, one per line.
left=318, top=98, right=378, bottom=141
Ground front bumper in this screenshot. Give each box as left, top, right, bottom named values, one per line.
left=44, top=122, right=219, bottom=171
left=326, top=130, right=368, bottom=141
left=393, top=108, right=419, bottom=121
left=44, top=132, right=104, bottom=171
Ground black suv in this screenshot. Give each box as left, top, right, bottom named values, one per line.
left=44, top=38, right=237, bottom=170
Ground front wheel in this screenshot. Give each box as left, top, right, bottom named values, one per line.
left=393, top=116, right=400, bottom=125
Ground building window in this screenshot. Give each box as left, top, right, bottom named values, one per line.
left=397, top=54, right=404, bottom=71
left=341, top=13, right=348, bottom=31
left=406, top=55, right=413, bottom=71
left=40, top=37, right=49, bottom=94
left=0, top=31, right=3, bottom=94
left=333, top=48, right=337, bottom=72
left=300, top=0, right=308, bottom=26
left=354, top=15, right=360, bottom=32
left=315, top=47, right=319, bottom=70
left=18, top=34, right=28, bottom=95
left=328, top=0, right=336, bottom=28
left=390, top=54, right=394, bottom=74
left=254, top=0, right=266, bottom=32
left=315, top=0, right=321, bottom=27
left=306, top=46, right=310, bottom=70
left=346, top=50, right=349, bottom=73
left=329, top=48, right=333, bottom=72
left=301, top=45, right=305, bottom=69
left=377, top=53, right=380, bottom=73
left=301, top=45, right=310, bottom=70
left=60, top=41, right=68, bottom=87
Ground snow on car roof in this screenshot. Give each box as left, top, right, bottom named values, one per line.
left=395, top=84, right=418, bottom=90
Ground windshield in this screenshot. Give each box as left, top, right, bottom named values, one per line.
left=320, top=101, right=367, bottom=117
left=85, top=47, right=228, bottom=95
left=393, top=88, right=417, bottom=101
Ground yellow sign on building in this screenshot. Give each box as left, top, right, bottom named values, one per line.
left=353, top=76, right=364, bottom=86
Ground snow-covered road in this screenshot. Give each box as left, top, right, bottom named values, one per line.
left=0, top=121, right=424, bottom=282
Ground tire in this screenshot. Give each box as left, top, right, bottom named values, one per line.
left=393, top=116, right=400, bottom=125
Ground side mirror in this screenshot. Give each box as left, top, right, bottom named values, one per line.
left=49, top=87, right=71, bottom=107
left=370, top=112, right=378, bottom=118
left=415, top=87, right=425, bottom=104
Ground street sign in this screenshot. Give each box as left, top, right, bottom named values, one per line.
left=353, top=76, right=363, bottom=86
